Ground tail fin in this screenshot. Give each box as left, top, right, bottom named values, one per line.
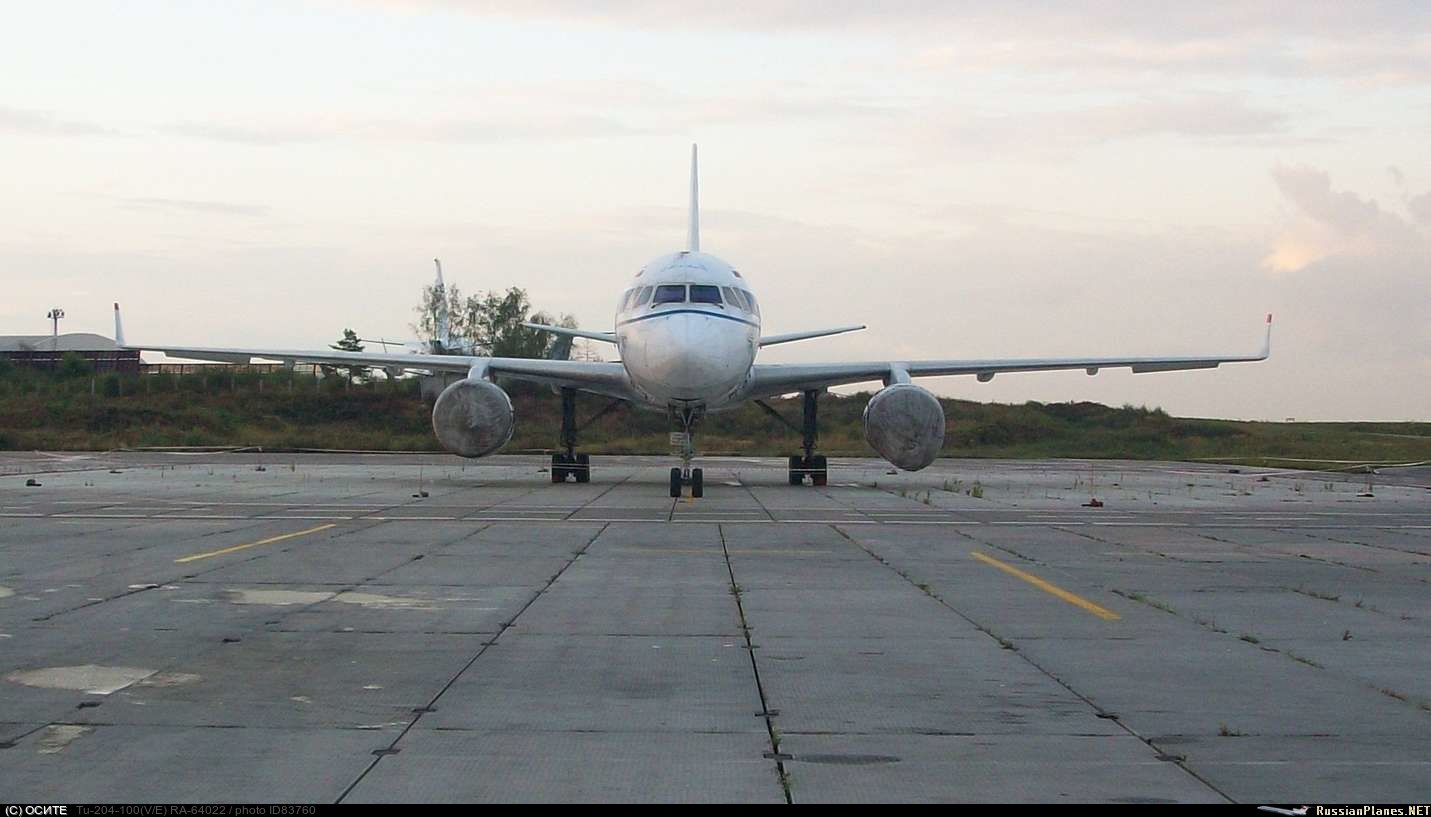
left=433, top=258, right=451, bottom=351
left=687, top=144, right=700, bottom=252
left=113, top=303, right=126, bottom=347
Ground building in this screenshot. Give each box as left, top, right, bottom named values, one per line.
left=0, top=333, right=141, bottom=373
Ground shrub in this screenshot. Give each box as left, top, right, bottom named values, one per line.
left=58, top=353, right=93, bottom=378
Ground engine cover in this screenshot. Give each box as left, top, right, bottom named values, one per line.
left=431, top=378, right=515, bottom=458
left=863, top=383, right=946, bottom=471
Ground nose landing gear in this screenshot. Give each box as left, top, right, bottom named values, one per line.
left=669, top=466, right=703, bottom=498
left=669, top=405, right=704, bottom=498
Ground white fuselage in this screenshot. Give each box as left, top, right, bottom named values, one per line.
left=614, top=250, right=760, bottom=412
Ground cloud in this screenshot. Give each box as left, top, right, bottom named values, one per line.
left=1271, top=165, right=1383, bottom=235
left=167, top=122, right=331, bottom=147
left=168, top=112, right=637, bottom=146
left=931, top=94, right=1288, bottom=153
left=349, top=2, right=1423, bottom=38
left=1409, top=191, right=1431, bottom=227
left=347, top=2, right=1431, bottom=84
left=1263, top=164, right=1424, bottom=272
left=0, top=107, right=114, bottom=137
left=123, top=198, right=272, bottom=217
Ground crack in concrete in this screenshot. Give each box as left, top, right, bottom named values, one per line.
left=333, top=507, right=616, bottom=803
left=830, top=523, right=1237, bottom=804
left=717, top=524, right=793, bottom=804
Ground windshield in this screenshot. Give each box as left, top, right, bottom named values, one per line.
left=689, top=285, right=722, bottom=305
left=653, top=284, right=686, bottom=304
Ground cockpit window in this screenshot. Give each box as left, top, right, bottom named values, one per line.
left=742, top=290, right=759, bottom=315
left=689, top=285, right=722, bottom=305
left=636, top=286, right=654, bottom=305
left=619, top=288, right=636, bottom=311
left=653, top=284, right=686, bottom=304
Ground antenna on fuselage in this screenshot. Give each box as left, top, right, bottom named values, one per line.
left=687, top=143, right=700, bottom=253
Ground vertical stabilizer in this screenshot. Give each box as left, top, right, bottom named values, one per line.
left=433, top=258, right=451, bottom=351
left=687, top=144, right=700, bottom=252
left=113, top=303, right=126, bottom=347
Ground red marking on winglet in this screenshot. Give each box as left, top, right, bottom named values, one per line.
left=1266, top=313, right=1273, bottom=323
left=114, top=302, right=120, bottom=310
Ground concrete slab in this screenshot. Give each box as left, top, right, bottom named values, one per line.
left=1, top=453, right=1427, bottom=802
left=1, top=724, right=395, bottom=802
left=780, top=733, right=1224, bottom=803
left=421, top=634, right=763, bottom=733
left=345, top=730, right=784, bottom=803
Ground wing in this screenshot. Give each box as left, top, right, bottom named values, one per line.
left=758, top=325, right=866, bottom=347
left=116, top=306, right=634, bottom=399
left=746, top=315, right=1272, bottom=400
left=520, top=322, right=618, bottom=344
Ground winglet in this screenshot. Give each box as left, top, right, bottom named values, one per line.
left=687, top=144, right=700, bottom=253
left=113, top=302, right=126, bottom=348
left=1262, top=313, right=1273, bottom=359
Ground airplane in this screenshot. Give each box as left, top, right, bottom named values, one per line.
left=360, top=258, right=479, bottom=357
left=113, top=145, right=1272, bottom=498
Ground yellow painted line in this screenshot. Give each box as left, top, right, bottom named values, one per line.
left=970, top=551, right=1121, bottom=621
left=175, top=523, right=337, bottom=564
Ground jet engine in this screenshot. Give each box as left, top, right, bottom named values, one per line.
left=431, top=378, right=515, bottom=458
left=863, top=383, right=945, bottom=471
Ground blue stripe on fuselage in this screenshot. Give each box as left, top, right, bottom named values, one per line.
left=616, top=308, right=759, bottom=329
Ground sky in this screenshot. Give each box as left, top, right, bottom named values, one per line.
left=2, top=1, right=1429, bottom=420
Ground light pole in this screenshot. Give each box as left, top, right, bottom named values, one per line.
left=47, top=307, right=65, bottom=338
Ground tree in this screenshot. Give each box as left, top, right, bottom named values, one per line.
left=413, top=279, right=581, bottom=359
left=323, top=328, right=369, bottom=383
left=413, top=282, right=466, bottom=353
left=569, top=338, right=605, bottom=362
left=456, top=287, right=576, bottom=358
left=58, top=351, right=93, bottom=378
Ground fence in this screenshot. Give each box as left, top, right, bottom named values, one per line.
left=0, top=349, right=142, bottom=373
left=0, top=364, right=425, bottom=399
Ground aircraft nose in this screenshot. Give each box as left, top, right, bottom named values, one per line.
left=642, top=312, right=751, bottom=396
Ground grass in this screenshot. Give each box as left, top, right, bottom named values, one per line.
left=2, top=364, right=1429, bottom=462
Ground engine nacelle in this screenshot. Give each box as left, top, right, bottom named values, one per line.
left=863, top=383, right=945, bottom=471
left=431, top=378, right=515, bottom=458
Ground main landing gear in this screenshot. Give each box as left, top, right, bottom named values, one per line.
left=757, top=389, right=828, bottom=487
left=669, top=406, right=704, bottom=498
left=551, top=388, right=623, bottom=484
